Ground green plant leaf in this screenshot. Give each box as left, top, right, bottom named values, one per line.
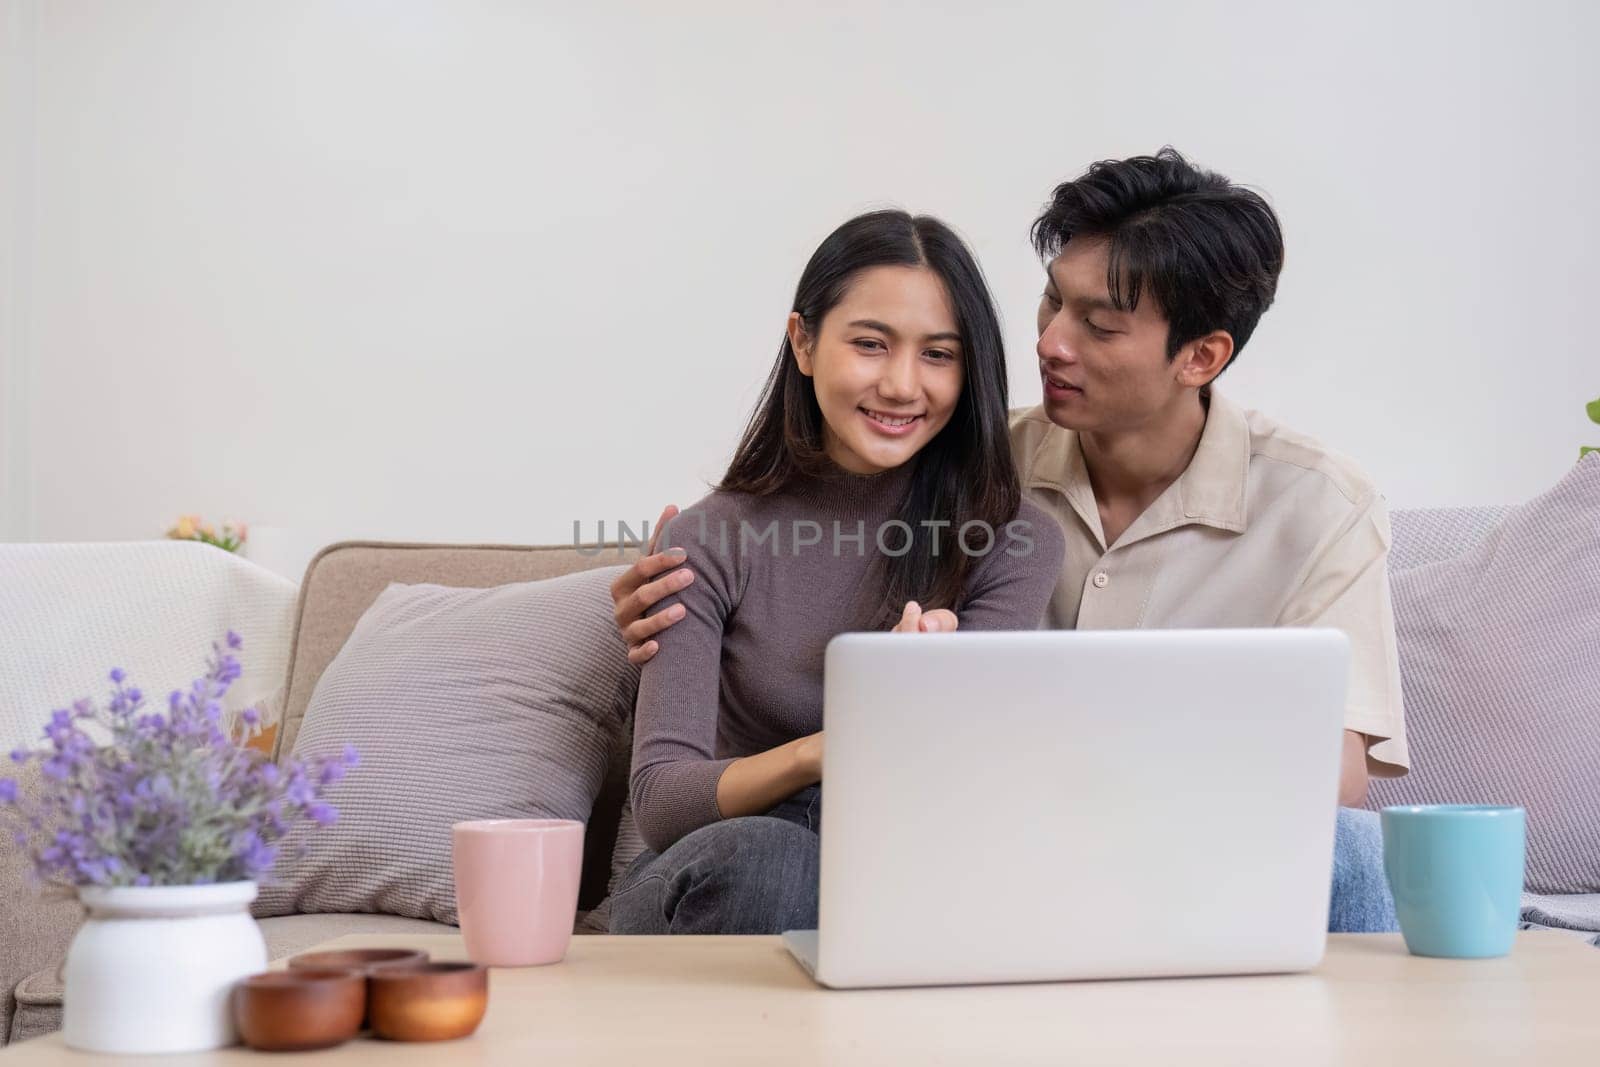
left=1583, top=446, right=1598, bottom=458
left=1588, top=397, right=1600, bottom=425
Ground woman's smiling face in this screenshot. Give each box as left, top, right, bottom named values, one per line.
left=790, top=265, right=965, bottom=475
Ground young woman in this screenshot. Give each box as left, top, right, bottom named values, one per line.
left=608, top=210, right=1065, bottom=935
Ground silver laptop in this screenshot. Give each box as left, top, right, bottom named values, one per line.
left=783, top=628, right=1349, bottom=989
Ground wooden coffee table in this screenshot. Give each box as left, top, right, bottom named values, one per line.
left=6, top=932, right=1597, bottom=1064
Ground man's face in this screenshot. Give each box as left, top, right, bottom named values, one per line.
left=1035, top=238, right=1187, bottom=433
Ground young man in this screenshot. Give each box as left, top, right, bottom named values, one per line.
left=610, top=149, right=1406, bottom=932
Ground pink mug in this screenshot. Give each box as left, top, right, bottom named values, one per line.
left=452, top=819, right=585, bottom=967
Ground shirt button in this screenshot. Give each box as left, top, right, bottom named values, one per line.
left=1092, top=572, right=1110, bottom=588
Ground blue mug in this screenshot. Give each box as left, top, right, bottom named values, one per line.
left=1380, top=805, right=1525, bottom=958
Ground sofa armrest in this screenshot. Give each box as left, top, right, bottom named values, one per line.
left=0, top=542, right=301, bottom=1045
left=0, top=541, right=299, bottom=755
left=0, top=763, right=84, bottom=1047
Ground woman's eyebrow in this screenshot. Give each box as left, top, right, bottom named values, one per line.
left=846, top=319, right=961, bottom=344
left=847, top=318, right=896, bottom=335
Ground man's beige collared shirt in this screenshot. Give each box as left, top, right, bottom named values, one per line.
left=1010, top=390, right=1409, bottom=776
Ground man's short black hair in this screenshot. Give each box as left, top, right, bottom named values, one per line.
left=1031, top=147, right=1284, bottom=369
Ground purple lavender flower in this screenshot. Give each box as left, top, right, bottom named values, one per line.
left=0, top=635, right=357, bottom=890
left=231, top=829, right=277, bottom=877
left=286, top=771, right=315, bottom=806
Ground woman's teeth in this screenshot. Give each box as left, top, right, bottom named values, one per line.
left=863, top=410, right=920, bottom=427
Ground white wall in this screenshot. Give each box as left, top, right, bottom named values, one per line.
left=0, top=0, right=32, bottom=545
left=4, top=0, right=1596, bottom=561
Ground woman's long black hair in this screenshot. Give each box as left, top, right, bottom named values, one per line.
left=719, top=210, right=1020, bottom=626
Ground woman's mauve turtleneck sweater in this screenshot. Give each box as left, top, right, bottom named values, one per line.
left=629, top=464, right=1065, bottom=851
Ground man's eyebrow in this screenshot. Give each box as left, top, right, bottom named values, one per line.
left=846, top=319, right=963, bottom=344
left=1043, top=285, right=1123, bottom=315
left=1045, top=268, right=1124, bottom=315
left=1071, top=295, right=1124, bottom=315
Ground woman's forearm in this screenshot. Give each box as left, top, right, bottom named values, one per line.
left=714, top=733, right=823, bottom=819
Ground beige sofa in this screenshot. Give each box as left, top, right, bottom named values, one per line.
left=7, top=502, right=1598, bottom=1043
left=1, top=540, right=631, bottom=1044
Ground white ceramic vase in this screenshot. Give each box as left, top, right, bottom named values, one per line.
left=62, top=880, right=267, bottom=1054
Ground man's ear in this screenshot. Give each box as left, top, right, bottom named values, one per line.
left=1176, top=330, right=1235, bottom=390
left=788, top=312, right=815, bottom=377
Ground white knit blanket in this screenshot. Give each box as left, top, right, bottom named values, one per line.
left=0, top=542, right=297, bottom=752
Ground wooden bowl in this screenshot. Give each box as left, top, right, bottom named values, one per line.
left=287, top=947, right=428, bottom=974
left=367, top=962, right=489, bottom=1042
left=233, top=969, right=366, bottom=1052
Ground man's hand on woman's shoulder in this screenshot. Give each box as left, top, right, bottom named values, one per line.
left=610, top=504, right=696, bottom=666
left=612, top=513, right=964, bottom=666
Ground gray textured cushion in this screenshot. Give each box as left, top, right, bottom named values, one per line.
left=1370, top=455, right=1600, bottom=894
left=1521, top=893, right=1600, bottom=936
left=1389, top=505, right=1516, bottom=570
left=609, top=796, right=647, bottom=893
left=255, top=567, right=638, bottom=923
left=0, top=761, right=85, bottom=1047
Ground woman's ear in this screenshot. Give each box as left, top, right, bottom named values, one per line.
left=788, top=312, right=815, bottom=377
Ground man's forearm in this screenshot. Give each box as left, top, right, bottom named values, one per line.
left=1339, top=730, right=1370, bottom=807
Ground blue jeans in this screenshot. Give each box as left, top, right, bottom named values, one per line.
left=609, top=793, right=1398, bottom=935
left=1329, top=807, right=1399, bottom=932
left=609, top=786, right=823, bottom=935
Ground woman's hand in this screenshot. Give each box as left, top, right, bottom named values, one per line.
left=609, top=504, right=695, bottom=665
left=891, top=600, right=959, bottom=634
